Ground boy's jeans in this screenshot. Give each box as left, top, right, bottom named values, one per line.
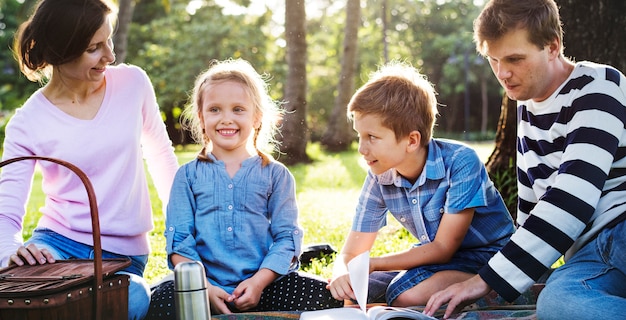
left=25, top=229, right=151, bottom=320
left=537, top=219, right=626, bottom=319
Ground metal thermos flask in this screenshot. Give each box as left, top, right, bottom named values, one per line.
left=174, top=261, right=211, bottom=320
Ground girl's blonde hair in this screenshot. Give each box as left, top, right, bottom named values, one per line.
left=182, top=58, right=283, bottom=165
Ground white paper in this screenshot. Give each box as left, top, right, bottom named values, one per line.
left=301, top=250, right=437, bottom=320
left=299, top=307, right=368, bottom=320
left=347, top=250, right=370, bottom=313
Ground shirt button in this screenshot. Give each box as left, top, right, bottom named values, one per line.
left=168, top=226, right=174, bottom=231
left=227, top=227, right=233, bottom=232
left=440, top=208, right=444, bottom=213
left=400, top=217, right=406, bottom=222
left=228, top=205, right=233, bottom=210
left=228, top=184, right=233, bottom=189
left=412, top=199, right=417, bottom=204
left=420, top=235, right=427, bottom=241
left=294, top=230, right=299, bottom=235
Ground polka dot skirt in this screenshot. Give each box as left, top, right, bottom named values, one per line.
left=145, top=271, right=342, bottom=319
left=146, top=280, right=176, bottom=320
left=257, top=271, right=343, bottom=311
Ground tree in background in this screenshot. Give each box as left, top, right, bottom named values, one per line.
left=320, top=0, right=360, bottom=152
left=0, top=0, right=553, bottom=159
left=2, top=0, right=503, bottom=149
left=112, top=0, right=136, bottom=64
left=279, top=0, right=309, bottom=164
left=485, top=95, right=518, bottom=222
left=559, top=0, right=626, bottom=73
left=125, top=1, right=273, bottom=144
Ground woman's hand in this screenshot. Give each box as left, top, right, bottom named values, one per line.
left=10, top=243, right=55, bottom=266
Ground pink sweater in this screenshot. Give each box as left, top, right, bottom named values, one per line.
left=0, top=64, right=179, bottom=266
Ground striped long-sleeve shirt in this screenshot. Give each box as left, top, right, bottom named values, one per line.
left=478, top=61, right=626, bottom=301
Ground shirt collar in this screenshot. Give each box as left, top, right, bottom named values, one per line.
left=376, top=139, right=446, bottom=187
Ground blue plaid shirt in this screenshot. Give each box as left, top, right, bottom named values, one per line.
left=353, top=139, right=514, bottom=252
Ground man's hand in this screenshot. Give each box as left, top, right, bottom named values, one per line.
left=423, top=275, right=491, bottom=319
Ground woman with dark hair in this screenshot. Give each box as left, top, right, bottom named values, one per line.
left=0, top=1, right=179, bottom=319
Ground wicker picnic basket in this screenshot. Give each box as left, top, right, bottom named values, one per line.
left=0, top=156, right=131, bottom=320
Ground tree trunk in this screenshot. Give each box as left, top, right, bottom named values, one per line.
left=558, top=0, right=626, bottom=72
left=279, top=0, right=310, bottom=165
left=480, top=73, right=488, bottom=134
left=112, top=0, right=135, bottom=64
left=485, top=94, right=518, bottom=223
left=320, top=0, right=360, bottom=152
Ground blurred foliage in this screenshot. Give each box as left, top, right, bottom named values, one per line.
left=1, top=0, right=503, bottom=146
left=488, top=157, right=518, bottom=223
left=0, top=0, right=40, bottom=112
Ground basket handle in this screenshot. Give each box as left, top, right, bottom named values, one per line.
left=0, top=156, right=104, bottom=320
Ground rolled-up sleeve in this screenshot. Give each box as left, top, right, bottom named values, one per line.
left=260, top=165, right=303, bottom=275
left=165, top=165, right=201, bottom=269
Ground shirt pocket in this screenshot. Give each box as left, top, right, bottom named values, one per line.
left=241, top=180, right=272, bottom=218
left=193, top=181, right=219, bottom=215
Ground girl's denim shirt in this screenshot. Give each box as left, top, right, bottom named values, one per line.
left=165, top=155, right=303, bottom=293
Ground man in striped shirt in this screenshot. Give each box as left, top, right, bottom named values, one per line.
left=424, top=0, right=626, bottom=319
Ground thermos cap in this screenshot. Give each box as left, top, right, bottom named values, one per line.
left=174, top=261, right=207, bottom=291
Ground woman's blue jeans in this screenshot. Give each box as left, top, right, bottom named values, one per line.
left=25, top=229, right=151, bottom=320
left=537, top=219, right=626, bottom=319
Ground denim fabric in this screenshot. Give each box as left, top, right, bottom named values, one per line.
left=165, top=156, right=303, bottom=294
left=376, top=251, right=491, bottom=305
left=368, top=271, right=399, bottom=303
left=25, top=228, right=150, bottom=320
left=367, top=251, right=493, bottom=305
left=536, top=220, right=626, bottom=319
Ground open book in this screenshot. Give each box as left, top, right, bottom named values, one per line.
left=300, top=305, right=437, bottom=320
left=300, top=251, right=437, bottom=320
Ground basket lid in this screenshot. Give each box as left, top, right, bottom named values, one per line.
left=0, top=258, right=130, bottom=297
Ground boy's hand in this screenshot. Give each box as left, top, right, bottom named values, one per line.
left=327, top=273, right=355, bottom=301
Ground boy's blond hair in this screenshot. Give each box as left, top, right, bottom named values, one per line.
left=347, top=61, right=438, bottom=146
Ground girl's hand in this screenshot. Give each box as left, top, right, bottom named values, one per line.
left=230, top=277, right=264, bottom=311
left=326, top=273, right=355, bottom=301
left=10, top=244, right=55, bottom=266
left=208, top=284, right=234, bottom=315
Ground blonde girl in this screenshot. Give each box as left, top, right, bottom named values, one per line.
left=146, top=59, right=341, bottom=318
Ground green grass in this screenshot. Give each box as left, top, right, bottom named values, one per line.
left=19, top=141, right=496, bottom=284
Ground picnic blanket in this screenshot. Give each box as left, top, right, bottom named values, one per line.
left=211, top=308, right=536, bottom=320
left=211, top=284, right=543, bottom=320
